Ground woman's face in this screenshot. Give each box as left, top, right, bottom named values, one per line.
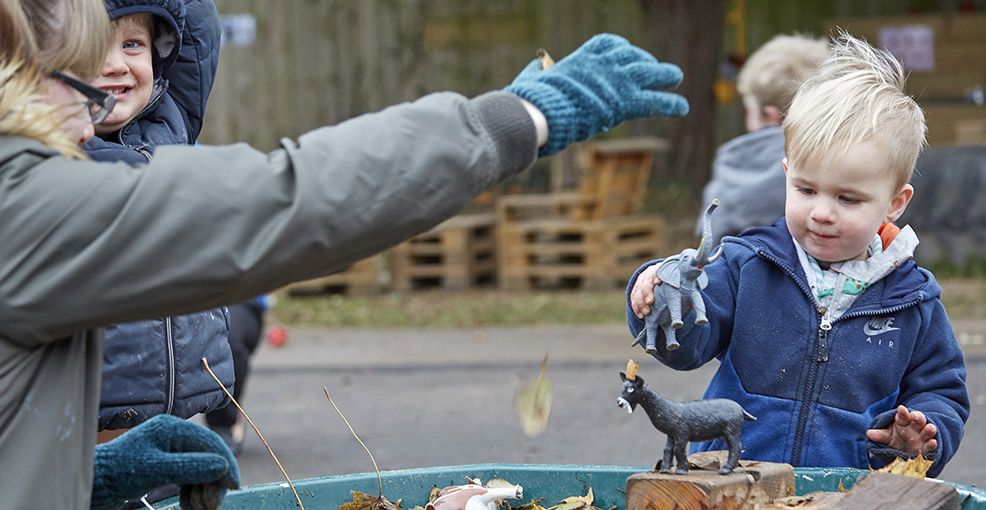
left=43, top=74, right=96, bottom=145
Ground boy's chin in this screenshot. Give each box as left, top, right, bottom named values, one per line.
left=93, top=120, right=127, bottom=136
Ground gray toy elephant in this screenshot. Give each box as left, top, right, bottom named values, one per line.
left=633, top=200, right=722, bottom=353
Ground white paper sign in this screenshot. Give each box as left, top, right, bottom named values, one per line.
left=219, top=14, right=257, bottom=48
left=878, top=25, right=935, bottom=72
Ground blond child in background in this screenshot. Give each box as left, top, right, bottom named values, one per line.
left=628, top=31, right=969, bottom=477
left=698, top=34, right=830, bottom=243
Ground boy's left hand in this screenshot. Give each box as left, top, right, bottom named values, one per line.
left=866, top=405, right=938, bottom=455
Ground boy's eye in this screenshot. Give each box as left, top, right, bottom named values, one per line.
left=123, top=40, right=143, bottom=50
left=839, top=195, right=861, bottom=204
left=797, top=187, right=816, bottom=196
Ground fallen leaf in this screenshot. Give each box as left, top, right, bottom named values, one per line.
left=560, top=488, right=593, bottom=507
left=875, top=455, right=933, bottom=478
left=513, top=354, right=552, bottom=437
left=486, top=479, right=517, bottom=489
left=339, top=491, right=403, bottom=510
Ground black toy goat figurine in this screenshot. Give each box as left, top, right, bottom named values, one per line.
left=617, top=360, right=755, bottom=475
left=633, top=199, right=722, bottom=353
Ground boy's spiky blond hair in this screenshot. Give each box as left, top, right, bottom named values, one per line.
left=738, top=33, right=830, bottom=115
left=783, top=29, right=926, bottom=192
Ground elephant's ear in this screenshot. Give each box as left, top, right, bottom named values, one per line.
left=656, top=257, right=682, bottom=288
left=697, top=272, right=709, bottom=289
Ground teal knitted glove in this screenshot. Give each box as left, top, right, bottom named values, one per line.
left=91, top=414, right=240, bottom=510
left=505, top=33, right=688, bottom=157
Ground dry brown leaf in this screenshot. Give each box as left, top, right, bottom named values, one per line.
left=429, top=486, right=442, bottom=503
left=560, top=487, right=593, bottom=507
left=339, top=491, right=403, bottom=510
left=875, top=455, right=934, bottom=478
left=513, top=354, right=552, bottom=437
left=486, top=479, right=517, bottom=489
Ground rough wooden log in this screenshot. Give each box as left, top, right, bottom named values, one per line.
left=625, top=451, right=795, bottom=510
left=784, top=472, right=960, bottom=510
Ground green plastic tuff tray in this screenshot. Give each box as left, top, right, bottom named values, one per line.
left=154, top=463, right=986, bottom=510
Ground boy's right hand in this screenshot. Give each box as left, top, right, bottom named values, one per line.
left=630, top=263, right=663, bottom=319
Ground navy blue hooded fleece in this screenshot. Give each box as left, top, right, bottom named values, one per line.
left=626, top=219, right=969, bottom=477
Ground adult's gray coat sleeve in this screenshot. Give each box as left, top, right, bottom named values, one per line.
left=0, top=91, right=536, bottom=345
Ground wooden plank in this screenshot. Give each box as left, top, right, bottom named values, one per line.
left=925, top=105, right=986, bottom=146
left=283, top=257, right=381, bottom=295
left=792, top=472, right=960, bottom=510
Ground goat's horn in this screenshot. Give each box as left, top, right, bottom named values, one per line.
left=626, top=359, right=639, bottom=381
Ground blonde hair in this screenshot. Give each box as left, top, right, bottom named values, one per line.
left=111, top=12, right=153, bottom=34
left=0, top=0, right=110, bottom=158
left=738, top=33, right=830, bottom=115
left=784, top=30, right=926, bottom=192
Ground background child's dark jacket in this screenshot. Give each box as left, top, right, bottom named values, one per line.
left=81, top=0, right=234, bottom=429
left=625, top=218, right=969, bottom=477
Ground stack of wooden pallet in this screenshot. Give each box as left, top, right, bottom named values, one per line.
left=388, top=212, right=497, bottom=291
left=495, top=137, right=670, bottom=291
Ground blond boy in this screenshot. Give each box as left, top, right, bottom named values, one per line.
left=628, top=31, right=969, bottom=476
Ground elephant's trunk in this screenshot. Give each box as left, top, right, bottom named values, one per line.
left=697, top=199, right=722, bottom=265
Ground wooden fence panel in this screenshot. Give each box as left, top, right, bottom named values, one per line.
left=203, top=0, right=642, bottom=151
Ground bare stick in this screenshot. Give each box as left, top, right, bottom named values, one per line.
left=203, top=358, right=305, bottom=509
left=324, top=388, right=383, bottom=497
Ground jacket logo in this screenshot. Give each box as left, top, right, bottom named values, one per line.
left=863, top=317, right=899, bottom=337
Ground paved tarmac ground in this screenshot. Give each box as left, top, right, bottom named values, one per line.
left=213, top=324, right=986, bottom=491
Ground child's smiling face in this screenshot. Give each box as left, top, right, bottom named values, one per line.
left=784, top=140, right=913, bottom=266
left=91, top=14, right=154, bottom=134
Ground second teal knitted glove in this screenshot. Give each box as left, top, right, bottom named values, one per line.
left=505, top=33, right=689, bottom=157
left=91, top=414, right=239, bottom=510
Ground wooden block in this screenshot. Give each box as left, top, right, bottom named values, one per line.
left=626, top=452, right=794, bottom=510
left=788, top=472, right=959, bottom=510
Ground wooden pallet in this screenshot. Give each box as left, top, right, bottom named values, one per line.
left=282, top=256, right=382, bottom=296
left=496, top=214, right=665, bottom=291
left=388, top=213, right=497, bottom=291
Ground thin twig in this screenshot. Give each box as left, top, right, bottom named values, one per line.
left=203, top=358, right=305, bottom=509
left=324, top=387, right=383, bottom=497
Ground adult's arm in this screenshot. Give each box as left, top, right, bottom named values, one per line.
left=0, top=91, right=535, bottom=344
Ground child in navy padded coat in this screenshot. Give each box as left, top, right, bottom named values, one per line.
left=83, top=0, right=237, bottom=447
left=627, top=31, right=969, bottom=478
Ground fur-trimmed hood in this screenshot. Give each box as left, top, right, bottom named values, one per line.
left=102, top=0, right=186, bottom=75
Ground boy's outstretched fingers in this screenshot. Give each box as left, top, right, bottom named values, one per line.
left=866, top=405, right=938, bottom=454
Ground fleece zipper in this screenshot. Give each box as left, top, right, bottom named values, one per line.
left=757, top=249, right=921, bottom=466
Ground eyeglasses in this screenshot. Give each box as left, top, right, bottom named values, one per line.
left=51, top=71, right=117, bottom=124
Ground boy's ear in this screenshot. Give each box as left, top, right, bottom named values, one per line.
left=885, top=183, right=914, bottom=224
left=782, top=157, right=788, bottom=173
left=763, top=105, right=783, bottom=126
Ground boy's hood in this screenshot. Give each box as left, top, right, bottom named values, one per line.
left=103, top=0, right=186, bottom=75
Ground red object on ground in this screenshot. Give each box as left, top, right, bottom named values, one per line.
left=266, top=326, right=288, bottom=348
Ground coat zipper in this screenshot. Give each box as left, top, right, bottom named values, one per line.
left=165, top=316, right=176, bottom=415
left=757, top=249, right=920, bottom=466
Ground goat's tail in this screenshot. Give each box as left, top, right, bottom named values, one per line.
left=743, top=410, right=757, bottom=422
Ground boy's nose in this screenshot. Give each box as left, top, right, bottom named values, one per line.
left=810, top=200, right=837, bottom=223
left=101, top=50, right=129, bottom=76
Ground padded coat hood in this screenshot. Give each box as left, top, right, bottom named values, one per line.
left=103, top=0, right=186, bottom=74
